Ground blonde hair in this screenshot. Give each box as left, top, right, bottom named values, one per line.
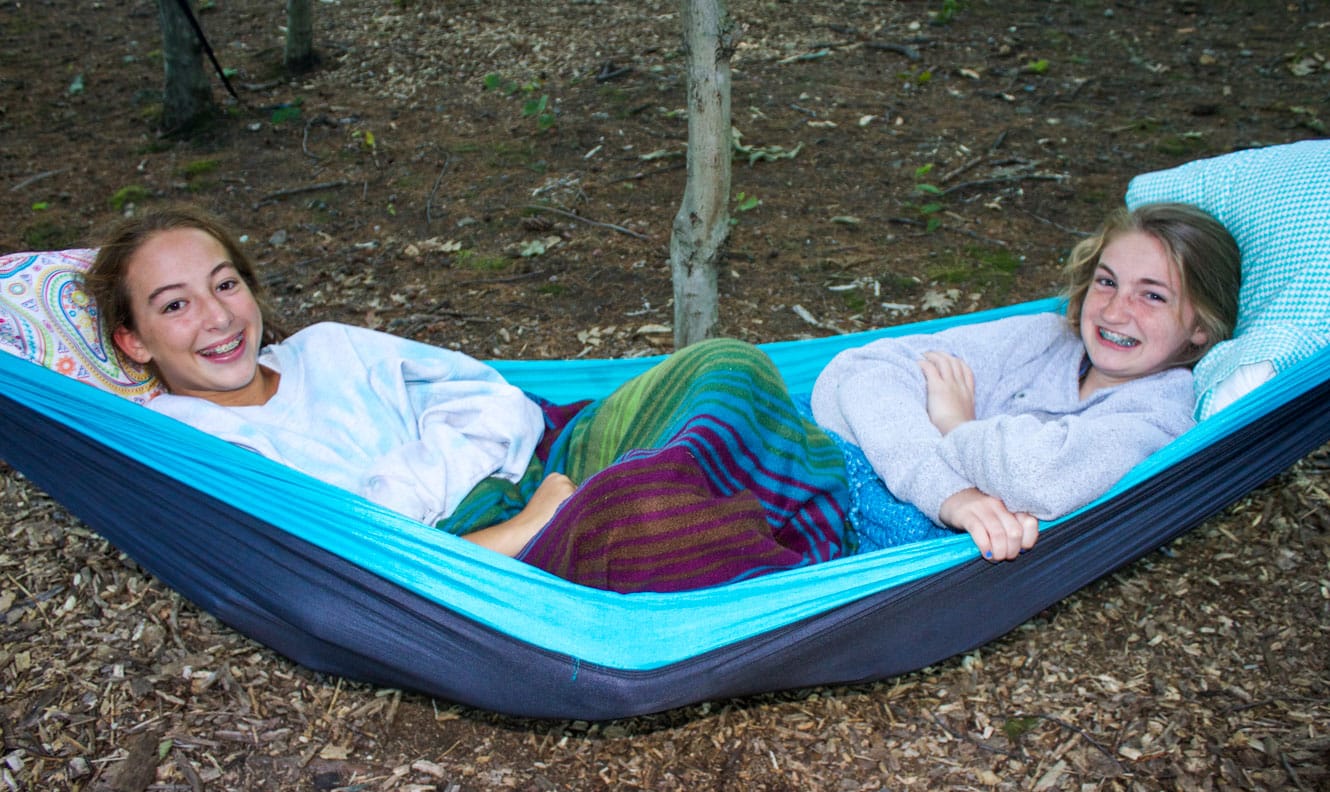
left=86, top=205, right=288, bottom=378
left=1063, top=202, right=1241, bottom=367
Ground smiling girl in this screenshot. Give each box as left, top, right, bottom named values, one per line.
left=812, top=203, right=1241, bottom=561
left=86, top=205, right=855, bottom=592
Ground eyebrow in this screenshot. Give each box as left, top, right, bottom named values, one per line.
left=1094, top=262, right=1176, bottom=294
left=146, top=261, right=238, bottom=305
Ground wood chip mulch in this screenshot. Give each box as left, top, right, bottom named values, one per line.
left=3, top=443, right=1327, bottom=791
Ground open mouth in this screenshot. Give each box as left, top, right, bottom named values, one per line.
left=1098, top=328, right=1139, bottom=347
left=200, top=334, right=244, bottom=357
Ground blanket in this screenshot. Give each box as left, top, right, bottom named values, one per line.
left=439, top=338, right=854, bottom=592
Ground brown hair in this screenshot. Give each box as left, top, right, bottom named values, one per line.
left=86, top=205, right=288, bottom=376
left=1063, top=202, right=1241, bottom=367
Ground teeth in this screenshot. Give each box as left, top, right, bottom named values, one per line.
left=203, top=336, right=242, bottom=356
left=1099, top=328, right=1138, bottom=347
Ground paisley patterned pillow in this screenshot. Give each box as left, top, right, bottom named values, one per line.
left=0, top=249, right=162, bottom=403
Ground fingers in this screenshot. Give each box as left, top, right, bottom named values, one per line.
left=938, top=488, right=1041, bottom=563
left=1019, top=513, right=1040, bottom=551
left=983, top=512, right=1039, bottom=562
left=920, top=351, right=974, bottom=388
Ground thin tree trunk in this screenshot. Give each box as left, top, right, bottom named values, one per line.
left=284, top=0, right=316, bottom=73
left=156, top=0, right=213, bottom=133
left=670, top=0, right=735, bottom=349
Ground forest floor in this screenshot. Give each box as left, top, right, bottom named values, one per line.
left=2, top=0, right=1329, bottom=789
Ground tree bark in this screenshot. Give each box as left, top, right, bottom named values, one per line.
left=670, top=0, right=735, bottom=349
left=284, top=0, right=317, bottom=74
left=156, top=0, right=213, bottom=134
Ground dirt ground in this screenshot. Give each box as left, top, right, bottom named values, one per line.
left=3, top=0, right=1329, bottom=789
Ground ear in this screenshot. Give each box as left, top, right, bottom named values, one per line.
left=1189, top=326, right=1210, bottom=350
left=113, top=326, right=153, bottom=365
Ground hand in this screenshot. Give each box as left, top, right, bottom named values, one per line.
left=919, top=351, right=975, bottom=435
left=464, top=473, right=576, bottom=557
left=938, top=487, right=1038, bottom=562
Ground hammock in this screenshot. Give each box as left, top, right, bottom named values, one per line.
left=2, top=142, right=1328, bottom=719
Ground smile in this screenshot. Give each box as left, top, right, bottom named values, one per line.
left=200, top=334, right=244, bottom=357
left=1098, top=328, right=1139, bottom=347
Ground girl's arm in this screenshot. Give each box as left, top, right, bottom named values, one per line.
left=937, top=371, right=1194, bottom=520
left=812, top=313, right=1063, bottom=523
left=462, top=474, right=575, bottom=556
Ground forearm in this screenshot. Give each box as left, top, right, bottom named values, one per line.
left=462, top=473, right=575, bottom=557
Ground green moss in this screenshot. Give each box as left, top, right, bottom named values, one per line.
left=841, top=290, right=867, bottom=312
left=925, top=245, right=1022, bottom=298
left=109, top=185, right=151, bottom=211
left=181, top=159, right=220, bottom=178
left=454, top=250, right=508, bottom=271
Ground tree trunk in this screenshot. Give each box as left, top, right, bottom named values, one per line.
left=670, top=0, right=735, bottom=349
left=156, top=0, right=214, bottom=134
left=284, top=0, right=317, bottom=74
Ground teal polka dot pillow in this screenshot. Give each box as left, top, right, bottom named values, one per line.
left=0, top=249, right=162, bottom=403
left=1126, top=140, right=1330, bottom=419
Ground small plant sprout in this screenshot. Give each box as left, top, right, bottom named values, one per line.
left=910, top=163, right=945, bottom=233
left=521, top=94, right=557, bottom=131
left=485, top=73, right=557, bottom=131
left=931, top=0, right=960, bottom=25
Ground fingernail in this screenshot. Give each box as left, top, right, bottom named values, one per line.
left=983, top=550, right=993, bottom=559
left=1019, top=549, right=1027, bottom=555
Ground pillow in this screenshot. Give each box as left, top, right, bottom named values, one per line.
left=1125, top=139, right=1330, bottom=419
left=0, top=249, right=163, bottom=403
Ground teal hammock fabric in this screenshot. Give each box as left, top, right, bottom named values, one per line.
left=3, top=296, right=1328, bottom=718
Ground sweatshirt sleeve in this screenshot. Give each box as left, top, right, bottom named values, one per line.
left=331, top=325, right=544, bottom=524
left=936, top=369, right=1195, bottom=519
left=811, top=316, right=1055, bottom=521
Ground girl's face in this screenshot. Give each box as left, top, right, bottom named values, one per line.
left=113, top=228, right=273, bottom=406
left=1079, top=230, right=1209, bottom=394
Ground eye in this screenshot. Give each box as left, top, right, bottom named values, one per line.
left=161, top=299, right=185, bottom=314
left=217, top=277, right=241, bottom=293
left=1144, top=290, right=1168, bottom=303
left=1094, top=275, right=1115, bottom=288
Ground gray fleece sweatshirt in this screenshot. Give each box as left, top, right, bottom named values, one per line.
left=811, top=312, right=1196, bottom=524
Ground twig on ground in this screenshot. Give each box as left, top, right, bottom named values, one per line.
left=865, top=41, right=922, bottom=60
left=1018, top=207, right=1090, bottom=237
left=930, top=713, right=1015, bottom=757
left=9, top=168, right=68, bottom=192
left=253, top=181, right=349, bottom=209
left=605, top=162, right=686, bottom=186
left=940, top=173, right=1066, bottom=197
left=792, top=304, right=845, bottom=335
left=1033, top=714, right=1126, bottom=771
left=887, top=216, right=1009, bottom=247
left=524, top=204, right=652, bottom=240
left=427, top=155, right=453, bottom=226
left=941, top=156, right=985, bottom=183
left=302, top=118, right=320, bottom=160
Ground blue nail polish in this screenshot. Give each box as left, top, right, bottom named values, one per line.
left=984, top=550, right=993, bottom=559
left=1019, top=549, right=1027, bottom=555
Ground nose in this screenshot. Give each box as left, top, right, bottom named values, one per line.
left=1100, top=290, right=1129, bottom=323
left=202, top=294, right=235, bottom=330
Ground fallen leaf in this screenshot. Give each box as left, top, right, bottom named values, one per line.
left=920, top=288, right=958, bottom=313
